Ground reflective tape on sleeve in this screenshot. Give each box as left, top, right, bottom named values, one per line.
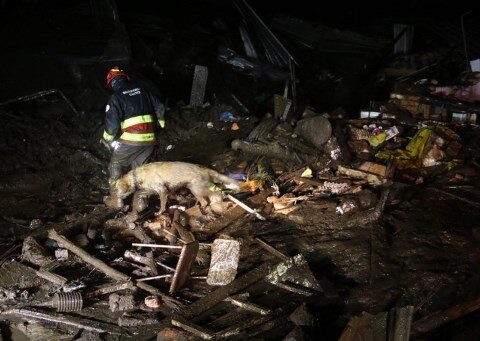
left=158, top=119, right=165, bottom=128
left=103, top=131, right=115, bottom=142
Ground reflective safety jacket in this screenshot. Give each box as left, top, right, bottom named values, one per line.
left=103, top=78, right=165, bottom=145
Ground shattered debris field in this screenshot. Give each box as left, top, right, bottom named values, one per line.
left=1, top=1, right=480, bottom=340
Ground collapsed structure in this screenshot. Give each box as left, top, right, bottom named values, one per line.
left=0, top=0, right=480, bottom=340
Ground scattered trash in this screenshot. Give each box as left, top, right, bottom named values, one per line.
left=219, top=111, right=236, bottom=122
left=336, top=200, right=358, bottom=215
left=300, top=167, right=313, bottom=178
left=1, top=6, right=479, bottom=340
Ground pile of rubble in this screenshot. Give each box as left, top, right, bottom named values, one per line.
left=1, top=2, right=480, bottom=340
left=0, top=72, right=479, bottom=339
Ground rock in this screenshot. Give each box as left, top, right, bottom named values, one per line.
left=472, top=227, right=480, bottom=242
left=290, top=303, right=316, bottom=327
left=283, top=326, right=308, bottom=341
left=0, top=288, right=18, bottom=301
left=87, top=227, right=98, bottom=240
left=294, top=115, right=332, bottom=148
left=144, top=295, right=162, bottom=309
left=22, top=236, right=53, bottom=266
left=109, top=293, right=135, bottom=312
left=73, top=234, right=90, bottom=248
left=157, top=327, right=190, bottom=341
left=55, top=249, right=69, bottom=260
left=356, top=189, right=378, bottom=209
left=29, top=218, right=43, bottom=228
left=74, top=331, right=103, bottom=341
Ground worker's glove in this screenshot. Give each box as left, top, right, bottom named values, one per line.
left=111, top=141, right=120, bottom=150
left=100, top=138, right=120, bottom=151
left=99, top=137, right=111, bottom=150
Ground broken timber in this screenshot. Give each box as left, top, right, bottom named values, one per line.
left=1, top=308, right=122, bottom=334
left=179, top=260, right=278, bottom=320
left=47, top=229, right=182, bottom=311
left=193, top=189, right=272, bottom=235
left=412, top=297, right=480, bottom=335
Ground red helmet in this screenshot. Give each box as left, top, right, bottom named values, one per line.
left=105, top=66, right=131, bottom=88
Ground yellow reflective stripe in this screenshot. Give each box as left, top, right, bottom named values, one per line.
left=158, top=119, right=165, bottom=128
left=121, top=115, right=154, bottom=129
left=103, top=131, right=115, bottom=142
left=120, top=132, right=155, bottom=142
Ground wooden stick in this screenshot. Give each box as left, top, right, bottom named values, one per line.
left=156, top=261, right=176, bottom=272
left=226, top=194, right=266, bottom=220
left=84, top=281, right=134, bottom=299
left=132, top=243, right=183, bottom=249
left=172, top=317, right=214, bottom=340
left=47, top=229, right=181, bottom=311
left=35, top=269, right=68, bottom=286
left=137, top=274, right=172, bottom=282
left=412, top=297, right=480, bottom=335
left=226, top=297, right=271, bottom=315
left=1, top=308, right=122, bottom=334
left=429, top=187, right=480, bottom=208
left=254, top=237, right=289, bottom=260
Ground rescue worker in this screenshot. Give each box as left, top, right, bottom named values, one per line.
left=100, top=66, right=165, bottom=195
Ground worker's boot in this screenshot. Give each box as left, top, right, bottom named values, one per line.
left=103, top=178, right=124, bottom=210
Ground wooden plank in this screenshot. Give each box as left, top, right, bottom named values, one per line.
left=226, top=297, right=271, bottom=315
left=172, top=317, right=214, bottom=340
left=169, top=241, right=199, bottom=294
left=412, top=297, right=480, bottom=335
left=1, top=308, right=123, bottom=334
left=255, top=237, right=289, bottom=260
left=189, top=65, right=208, bottom=107
left=180, top=261, right=277, bottom=320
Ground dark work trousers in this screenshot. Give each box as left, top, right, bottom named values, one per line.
left=108, top=143, right=154, bottom=182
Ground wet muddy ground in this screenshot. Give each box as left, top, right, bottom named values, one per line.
left=1, top=97, right=480, bottom=340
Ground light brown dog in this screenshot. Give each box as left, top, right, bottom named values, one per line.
left=112, top=161, right=240, bottom=214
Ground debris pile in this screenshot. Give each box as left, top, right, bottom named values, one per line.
left=1, top=1, right=480, bottom=340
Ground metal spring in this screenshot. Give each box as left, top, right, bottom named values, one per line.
left=52, top=292, right=83, bottom=312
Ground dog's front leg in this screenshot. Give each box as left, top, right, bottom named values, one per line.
left=155, top=185, right=168, bottom=215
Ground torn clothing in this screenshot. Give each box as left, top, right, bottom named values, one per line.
left=103, top=78, right=165, bottom=145
left=108, top=143, right=154, bottom=183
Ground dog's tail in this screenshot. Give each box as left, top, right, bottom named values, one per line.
left=208, top=169, right=240, bottom=192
